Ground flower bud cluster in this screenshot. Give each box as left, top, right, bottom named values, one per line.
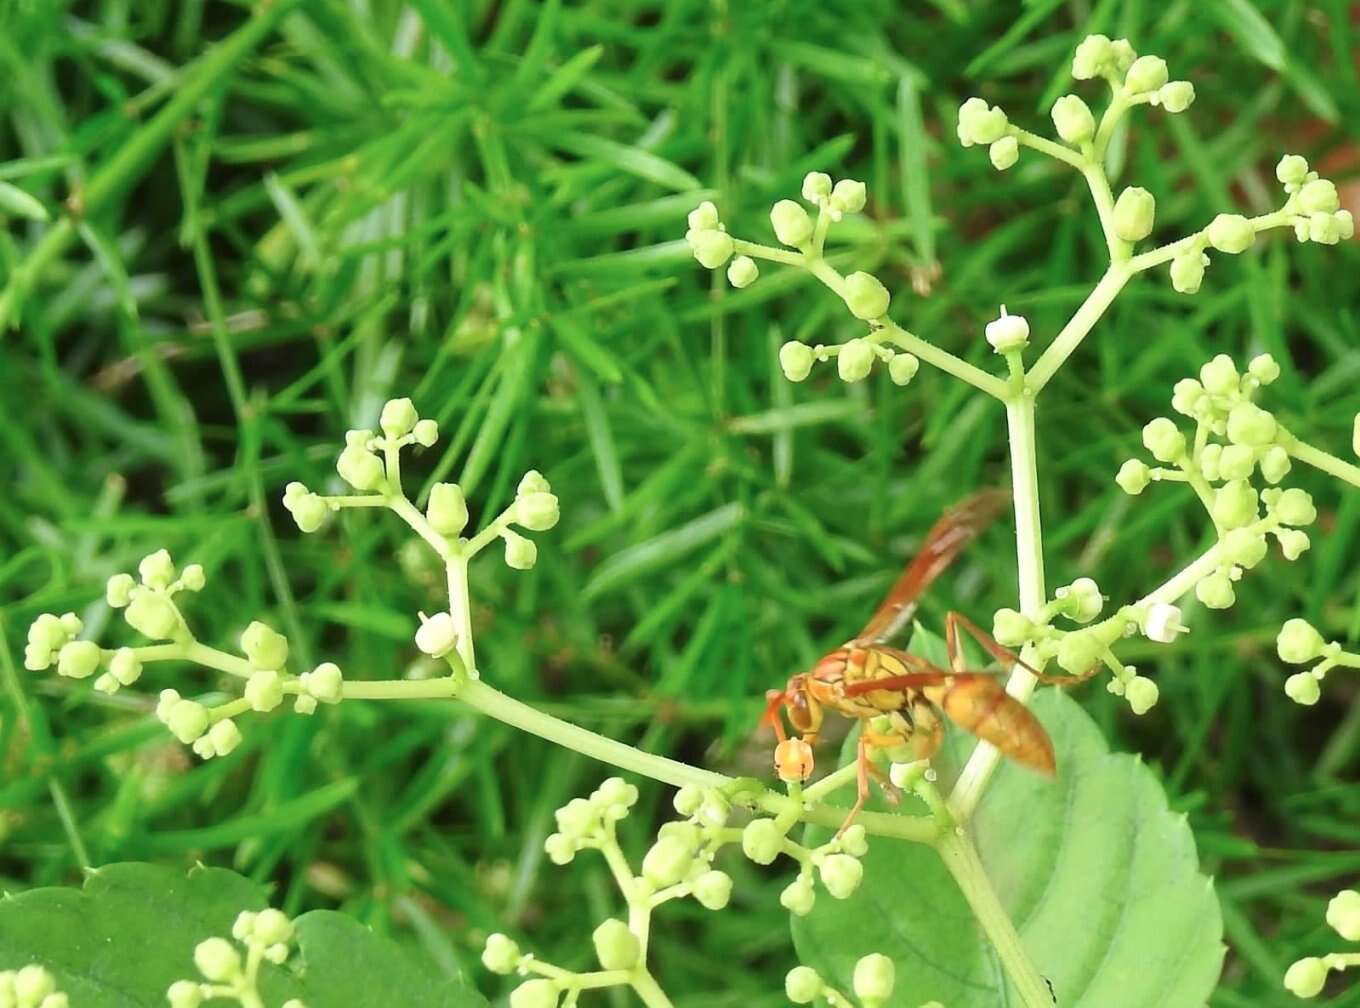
left=956, top=98, right=1014, bottom=171
left=544, top=777, right=641, bottom=866
left=778, top=338, right=917, bottom=388
left=784, top=952, right=897, bottom=1008
left=167, top=908, right=305, bottom=1008
left=772, top=823, right=869, bottom=916
left=800, top=171, right=868, bottom=223
left=1283, top=888, right=1360, bottom=998
left=1276, top=155, right=1353, bottom=247
left=1275, top=617, right=1353, bottom=707
left=498, top=470, right=560, bottom=571
left=0, top=965, right=69, bottom=1008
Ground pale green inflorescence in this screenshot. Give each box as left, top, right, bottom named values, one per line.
left=0, top=964, right=70, bottom=1008
left=1283, top=888, right=1360, bottom=998
left=165, top=907, right=306, bottom=1008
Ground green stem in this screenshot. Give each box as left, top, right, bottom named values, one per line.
left=1026, top=265, right=1130, bottom=393
left=1009, top=127, right=1085, bottom=171
left=1280, top=427, right=1360, bottom=488
left=630, top=969, right=675, bottom=1008
left=936, top=831, right=1053, bottom=1008
left=1082, top=163, right=1125, bottom=263
left=879, top=319, right=1009, bottom=400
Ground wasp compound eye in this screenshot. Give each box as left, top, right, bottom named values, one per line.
left=774, top=738, right=815, bottom=782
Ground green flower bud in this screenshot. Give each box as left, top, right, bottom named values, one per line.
left=303, top=662, right=343, bottom=703
left=673, top=785, right=703, bottom=816
left=205, top=719, right=242, bottom=757
left=956, top=97, right=1008, bottom=146
left=1275, top=488, right=1317, bottom=526
left=1245, top=354, right=1280, bottom=386
left=1277, top=528, right=1310, bottom=561
left=984, top=309, right=1029, bottom=354
left=518, top=470, right=551, bottom=496
left=853, top=953, right=896, bottom=1002
left=687, top=201, right=720, bottom=232
left=840, top=824, right=869, bottom=857
left=555, top=797, right=598, bottom=837
left=844, top=271, right=890, bottom=321
left=241, top=621, right=289, bottom=671
left=1226, top=403, right=1276, bottom=447
left=779, top=341, right=814, bottom=383
left=109, top=647, right=142, bottom=686
left=741, top=818, right=784, bottom=865
left=1284, top=671, right=1321, bottom=706
left=1056, top=577, right=1102, bottom=623
left=427, top=483, right=469, bottom=536
left=1298, top=178, right=1340, bottom=214
left=1144, top=603, right=1186, bottom=644
left=156, top=688, right=182, bottom=722
left=139, top=548, right=176, bottom=589
left=28, top=613, right=69, bottom=651
left=1125, top=675, right=1159, bottom=715
left=1307, top=211, right=1345, bottom=245
left=179, top=564, right=206, bottom=592
left=503, top=530, right=538, bottom=571
left=1113, top=187, right=1156, bottom=243
left=688, top=229, right=734, bottom=269
left=595, top=776, right=638, bottom=810
left=167, top=700, right=210, bottom=744
left=819, top=853, right=864, bottom=899
left=692, top=869, right=733, bottom=910
left=481, top=933, right=521, bottom=975
left=887, top=353, right=919, bottom=386
left=245, top=671, right=285, bottom=712
left=57, top=640, right=101, bottom=679
left=1195, top=572, right=1235, bottom=610
left=509, top=978, right=560, bottom=1008
left=837, top=338, right=876, bottom=382
left=727, top=255, right=758, bottom=288
left=1124, top=55, right=1168, bottom=93
left=1115, top=459, right=1151, bottom=495
left=1071, top=34, right=1112, bottom=80
left=544, top=832, right=576, bottom=865
left=1051, top=95, right=1094, bottom=144
left=780, top=877, right=816, bottom=916
left=415, top=612, right=457, bottom=658
left=194, top=937, right=241, bottom=982
left=642, top=835, right=694, bottom=887
left=1156, top=80, right=1195, bottom=112
left=992, top=608, right=1033, bottom=647
left=1199, top=354, right=1239, bottom=395
left=1335, top=209, right=1354, bottom=241
left=801, top=173, right=832, bottom=203
left=1056, top=629, right=1104, bottom=675
left=830, top=179, right=867, bottom=215
left=1141, top=417, right=1185, bottom=463
left=167, top=980, right=204, bottom=1008
left=516, top=492, right=560, bottom=532
left=379, top=397, right=418, bottom=438
left=337, top=445, right=385, bottom=492
left=413, top=418, right=439, bottom=447
left=770, top=199, right=814, bottom=246
left=989, top=136, right=1018, bottom=171
left=1283, top=957, right=1329, bottom=998
left=106, top=573, right=135, bottom=608
left=592, top=919, right=640, bottom=970
left=1211, top=480, right=1258, bottom=529
left=1327, top=889, right=1360, bottom=941
left=125, top=592, right=179, bottom=640
left=785, top=966, right=823, bottom=1004
left=14, top=966, right=55, bottom=1003
left=1217, top=445, right=1255, bottom=481
left=283, top=484, right=328, bottom=533
left=1276, top=154, right=1309, bottom=186
left=1206, top=214, right=1255, bottom=254
left=1169, top=252, right=1207, bottom=294
left=696, top=790, right=730, bottom=828
left=1220, top=528, right=1268, bottom=569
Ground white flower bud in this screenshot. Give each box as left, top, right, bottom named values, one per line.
left=427, top=483, right=469, bottom=536
left=1124, top=55, right=1168, bottom=93
left=415, top=612, right=458, bottom=658
left=1115, top=459, right=1151, bottom=495
left=1284, top=957, right=1329, bottom=998
left=1276, top=154, right=1309, bottom=186
left=785, top=966, right=823, bottom=1004
left=1143, top=603, right=1186, bottom=644
left=193, top=937, right=242, bottom=982
left=482, top=933, right=521, bottom=975
left=779, top=341, right=814, bottom=382
left=1156, top=81, right=1195, bottom=112
left=888, top=353, right=919, bottom=386
left=245, top=671, right=285, bottom=712
left=801, top=173, right=832, bottom=203
left=989, top=136, right=1018, bottom=171
left=503, top=530, right=538, bottom=570
left=830, top=178, right=867, bottom=215
left=1206, top=213, right=1255, bottom=254
left=337, top=445, right=385, bottom=491
left=844, top=272, right=890, bottom=320
left=515, top=491, right=560, bottom=531
left=687, top=229, right=733, bottom=269
left=984, top=308, right=1029, bottom=354
left=106, top=573, right=136, bottom=608
left=837, top=338, right=876, bottom=382
left=1125, top=675, right=1159, bottom=715
left=413, top=418, right=439, bottom=447
left=1284, top=672, right=1322, bottom=706
left=687, top=201, right=720, bottom=232
left=139, top=549, right=176, bottom=589
left=853, top=953, right=896, bottom=1002
left=241, top=621, right=289, bottom=671
left=304, top=662, right=343, bottom=703
left=57, top=640, right=101, bottom=680
left=1298, top=178, right=1340, bottom=214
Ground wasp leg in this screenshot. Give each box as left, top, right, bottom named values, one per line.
left=945, top=609, right=1097, bottom=684
left=836, top=735, right=875, bottom=836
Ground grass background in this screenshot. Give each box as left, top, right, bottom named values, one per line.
left=1, top=1, right=1358, bottom=1004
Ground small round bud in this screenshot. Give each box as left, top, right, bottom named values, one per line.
left=989, top=136, right=1018, bottom=171
left=1283, top=957, right=1329, bottom=998
left=1217, top=445, right=1255, bottom=481
left=1051, top=95, right=1094, bottom=144
left=1169, top=252, right=1207, bottom=294
left=1277, top=618, right=1325, bottom=664
left=1195, top=572, right=1236, bottom=610
left=252, top=908, right=292, bottom=945
left=232, top=911, right=258, bottom=941
left=844, top=272, right=890, bottom=321
left=14, top=965, right=55, bottom=1002
left=887, top=353, right=919, bottom=386
left=984, top=308, right=1029, bottom=354
left=741, top=818, right=784, bottom=865
left=28, top=613, right=69, bottom=651
left=688, top=229, right=733, bottom=269
left=109, top=647, right=142, bottom=686
left=156, top=688, right=182, bottom=721
left=727, top=255, right=758, bottom=288
left=167, top=980, right=204, bottom=1008
left=1124, top=54, right=1168, bottom=93
left=853, top=953, right=896, bottom=1002
left=1258, top=446, right=1290, bottom=484
left=1199, top=354, right=1240, bottom=395
left=241, top=621, right=289, bottom=671
left=285, top=490, right=327, bottom=533
left=1157, top=80, right=1195, bottom=112
left=687, top=201, right=720, bottom=232
left=774, top=738, right=815, bottom=782
left=1277, top=528, right=1311, bottom=561
left=819, top=853, right=864, bottom=899
left=413, top=418, right=439, bottom=447
left=518, top=470, right=551, bottom=496
left=179, top=564, right=206, bottom=592
left=780, top=877, right=816, bottom=916
left=503, top=530, right=538, bottom=571
left=337, top=445, right=385, bottom=492
left=555, top=797, right=598, bottom=837
left=1125, top=676, right=1159, bottom=715
left=304, top=662, right=343, bottom=703
left=1141, top=417, right=1185, bottom=463
left=779, top=341, right=814, bottom=383
left=1275, top=487, right=1317, bottom=526
left=1276, top=154, right=1309, bottom=186
left=1116, top=459, right=1151, bottom=495
left=245, top=671, right=285, bottom=712
left=992, top=608, right=1033, bottom=648
left=1206, top=214, right=1255, bottom=254
left=1298, top=178, right=1340, bottom=214
left=482, top=933, right=521, bottom=975
left=57, top=640, right=101, bottom=680
left=785, top=966, right=823, bottom=1004
left=1220, top=528, right=1268, bottom=570
left=125, top=592, right=179, bottom=640
left=139, top=549, right=176, bottom=589
left=1285, top=672, right=1322, bottom=706
left=379, top=398, right=418, bottom=438
left=1056, top=629, right=1104, bottom=676
left=956, top=97, right=1008, bottom=146
left=1327, top=889, right=1360, bottom=941
left=830, top=178, right=867, bottom=215
left=294, top=694, right=317, bottom=715
left=837, top=338, right=876, bottom=383
left=1113, top=187, right=1156, bottom=243
left=194, top=937, right=241, bottom=982
left=167, top=700, right=210, bottom=744
left=106, top=573, right=136, bottom=608
left=595, top=777, right=638, bottom=810
left=509, top=979, right=560, bottom=1008
left=801, top=173, right=832, bottom=203
left=426, top=483, right=469, bottom=536
left=692, top=870, right=733, bottom=910
left=1212, top=480, right=1258, bottom=529
left=1144, top=603, right=1185, bottom=644
left=1071, top=35, right=1113, bottom=79
left=415, top=612, right=458, bottom=658
left=1056, top=577, right=1103, bottom=624
left=770, top=200, right=814, bottom=247
left=544, top=832, right=576, bottom=864
left=642, top=835, right=694, bottom=887
left=673, top=786, right=703, bottom=816
left=515, top=492, right=560, bottom=532
left=592, top=919, right=640, bottom=971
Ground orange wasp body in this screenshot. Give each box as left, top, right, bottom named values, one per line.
left=763, top=490, right=1082, bottom=828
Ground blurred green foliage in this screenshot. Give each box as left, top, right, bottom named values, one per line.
left=1, top=1, right=1358, bottom=1004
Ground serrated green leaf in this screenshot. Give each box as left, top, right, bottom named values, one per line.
left=792, top=633, right=1224, bottom=1007
left=0, top=862, right=485, bottom=1007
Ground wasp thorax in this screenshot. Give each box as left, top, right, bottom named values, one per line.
left=774, top=738, right=815, bottom=782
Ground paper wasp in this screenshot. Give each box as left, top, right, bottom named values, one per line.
left=761, top=490, right=1090, bottom=829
